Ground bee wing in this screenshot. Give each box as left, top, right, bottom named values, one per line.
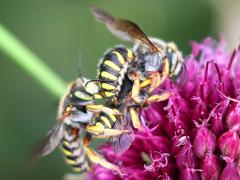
left=91, top=6, right=158, bottom=52
left=29, top=121, right=65, bottom=161
left=111, top=104, right=134, bottom=154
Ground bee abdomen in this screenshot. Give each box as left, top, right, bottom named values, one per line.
left=61, top=127, right=89, bottom=172
left=94, top=111, right=116, bottom=129
left=98, top=46, right=134, bottom=97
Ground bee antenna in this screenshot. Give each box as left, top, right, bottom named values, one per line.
left=179, top=62, right=187, bottom=88
left=77, top=51, right=84, bottom=78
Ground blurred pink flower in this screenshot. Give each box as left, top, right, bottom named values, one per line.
left=88, top=38, right=240, bottom=180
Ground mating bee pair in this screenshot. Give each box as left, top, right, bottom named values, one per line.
left=31, top=6, right=186, bottom=173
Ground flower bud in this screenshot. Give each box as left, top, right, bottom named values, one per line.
left=176, top=140, right=197, bottom=169
left=211, top=114, right=224, bottom=137
left=200, top=154, right=220, bottom=180
left=210, top=99, right=229, bottom=136
left=179, top=167, right=201, bottom=180
left=218, top=129, right=240, bottom=160
left=193, top=126, right=216, bottom=158
left=219, top=163, right=240, bottom=180
left=226, top=102, right=240, bottom=131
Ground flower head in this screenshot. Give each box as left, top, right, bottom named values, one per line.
left=88, top=38, right=240, bottom=179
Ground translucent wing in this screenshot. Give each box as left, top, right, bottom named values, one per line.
left=29, top=121, right=65, bottom=161
left=111, top=110, right=134, bottom=154
left=91, top=6, right=158, bottom=52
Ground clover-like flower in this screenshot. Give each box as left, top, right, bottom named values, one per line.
left=88, top=38, right=240, bottom=180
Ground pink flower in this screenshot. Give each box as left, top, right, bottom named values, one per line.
left=88, top=38, right=240, bottom=179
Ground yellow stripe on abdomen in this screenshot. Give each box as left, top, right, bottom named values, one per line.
left=64, top=158, right=76, bottom=165
left=101, top=83, right=115, bottom=90
left=112, top=51, right=125, bottom=64
left=61, top=147, right=73, bottom=156
left=100, top=116, right=112, bottom=128
left=108, top=113, right=116, bottom=122
left=103, top=60, right=121, bottom=71
left=127, top=49, right=134, bottom=61
left=100, top=71, right=118, bottom=81
left=104, top=91, right=115, bottom=97
left=62, top=140, right=71, bottom=147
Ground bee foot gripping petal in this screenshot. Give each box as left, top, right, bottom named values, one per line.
left=84, top=147, right=121, bottom=173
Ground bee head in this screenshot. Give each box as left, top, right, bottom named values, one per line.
left=68, top=77, right=99, bottom=105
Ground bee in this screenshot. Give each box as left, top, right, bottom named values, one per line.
left=88, top=7, right=186, bottom=152
left=30, top=77, right=120, bottom=173
left=91, top=6, right=185, bottom=97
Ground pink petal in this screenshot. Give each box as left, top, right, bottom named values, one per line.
left=193, top=126, right=216, bottom=158
left=200, top=154, right=221, bottom=180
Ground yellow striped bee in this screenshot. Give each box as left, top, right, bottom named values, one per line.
left=91, top=6, right=185, bottom=99
left=31, top=77, right=120, bottom=173
left=89, top=7, right=186, bottom=152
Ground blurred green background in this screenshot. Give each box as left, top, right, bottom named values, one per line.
left=0, top=0, right=225, bottom=179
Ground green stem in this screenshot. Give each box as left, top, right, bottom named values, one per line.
left=0, top=24, right=66, bottom=98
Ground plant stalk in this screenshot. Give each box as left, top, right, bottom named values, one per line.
left=0, top=24, right=66, bottom=98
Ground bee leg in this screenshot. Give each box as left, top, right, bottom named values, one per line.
left=162, top=57, right=170, bottom=79
left=84, top=146, right=121, bottom=172
left=131, top=74, right=163, bottom=107
left=140, top=78, right=152, bottom=88
left=86, top=104, right=121, bottom=115
left=83, top=135, right=121, bottom=173
left=148, top=72, right=162, bottom=93
left=131, top=78, right=142, bottom=104
left=144, top=91, right=171, bottom=105
left=139, top=72, right=162, bottom=93
left=129, top=107, right=141, bottom=129
left=86, top=124, right=130, bottom=138
left=130, top=73, right=147, bottom=105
